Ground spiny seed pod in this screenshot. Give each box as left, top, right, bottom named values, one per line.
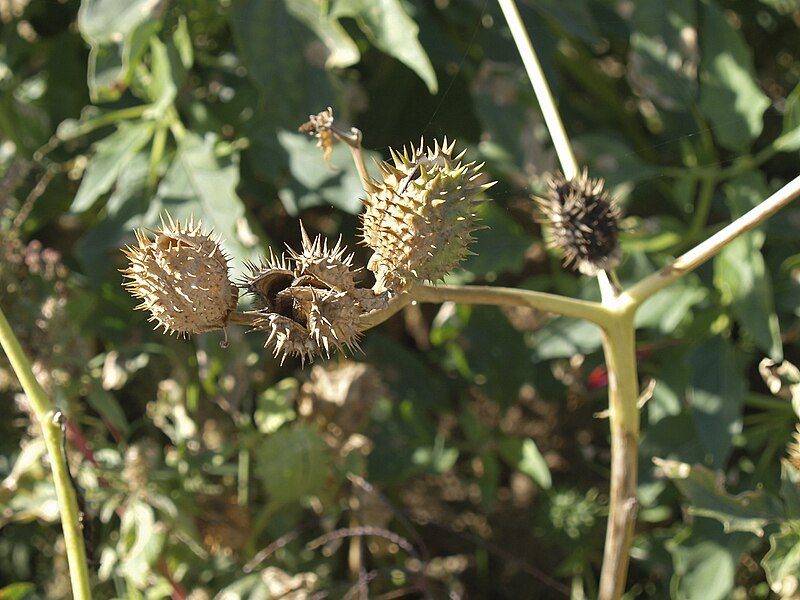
left=241, top=226, right=375, bottom=365
left=361, top=138, right=494, bottom=292
left=121, top=215, right=238, bottom=336
left=536, top=169, right=621, bottom=276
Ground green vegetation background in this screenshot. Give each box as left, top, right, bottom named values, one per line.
left=1, top=0, right=799, bottom=598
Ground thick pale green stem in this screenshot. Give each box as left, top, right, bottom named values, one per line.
left=497, top=0, right=578, bottom=179
left=0, top=307, right=92, bottom=600
left=596, top=276, right=640, bottom=600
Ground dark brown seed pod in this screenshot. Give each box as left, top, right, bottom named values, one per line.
left=536, top=169, right=621, bottom=276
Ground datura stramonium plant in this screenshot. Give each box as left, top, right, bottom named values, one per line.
left=122, top=108, right=620, bottom=364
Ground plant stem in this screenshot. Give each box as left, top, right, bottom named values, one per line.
left=496, top=0, right=578, bottom=179
left=0, top=307, right=92, bottom=599
left=357, top=282, right=612, bottom=331
left=596, top=274, right=640, bottom=600
left=624, top=173, right=800, bottom=306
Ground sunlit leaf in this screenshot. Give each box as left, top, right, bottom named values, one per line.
left=70, top=122, right=154, bottom=213
left=78, top=0, right=163, bottom=102
left=656, top=459, right=783, bottom=535
left=499, top=437, right=552, bottom=490
left=287, top=0, right=360, bottom=68
left=762, top=527, right=800, bottom=598
left=698, top=1, right=770, bottom=150
left=332, top=0, right=438, bottom=94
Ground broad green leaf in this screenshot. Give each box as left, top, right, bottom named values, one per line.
left=87, top=384, right=131, bottom=437
left=145, top=37, right=177, bottom=115
left=332, top=0, right=438, bottom=94
left=780, top=459, right=800, bottom=519
left=0, top=583, right=36, bottom=600
left=672, top=538, right=736, bottom=600
left=698, top=1, right=770, bottom=151
left=286, top=0, right=360, bottom=68
left=255, top=423, right=327, bottom=507
left=76, top=152, right=150, bottom=277
left=71, top=122, right=154, bottom=213
left=626, top=1, right=697, bottom=111
left=499, top=437, right=552, bottom=490
left=714, top=231, right=783, bottom=361
left=656, top=459, right=783, bottom=535
left=635, top=282, right=707, bottom=334
left=230, top=0, right=336, bottom=180
left=171, top=15, right=193, bottom=71
left=276, top=130, right=374, bottom=215
left=154, top=131, right=259, bottom=278
left=687, top=337, right=745, bottom=466
left=531, top=317, right=604, bottom=360
left=533, top=0, right=600, bottom=45
left=78, top=0, right=163, bottom=102
left=775, top=81, right=800, bottom=152
left=255, top=378, right=298, bottom=434
left=118, top=500, right=164, bottom=588
left=462, top=306, right=530, bottom=406
left=458, top=203, right=531, bottom=281
left=762, top=527, right=800, bottom=597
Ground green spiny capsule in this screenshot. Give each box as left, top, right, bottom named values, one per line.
left=361, top=138, right=494, bottom=292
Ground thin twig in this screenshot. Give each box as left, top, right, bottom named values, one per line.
left=623, top=174, right=800, bottom=307
left=496, top=0, right=578, bottom=179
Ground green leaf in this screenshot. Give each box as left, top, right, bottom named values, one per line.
left=78, top=0, right=163, bottom=102
left=531, top=317, right=604, bottom=360
left=698, top=1, right=770, bottom=151
left=286, top=0, right=360, bottom=68
left=276, top=130, right=374, bottom=215
left=153, top=131, right=259, bottom=278
left=780, top=459, right=800, bottom=519
left=76, top=152, right=151, bottom=277
left=672, top=537, right=737, bottom=600
left=145, top=37, right=177, bottom=114
left=687, top=337, right=745, bottom=466
left=332, top=0, right=438, bottom=94
left=775, top=81, right=800, bottom=152
left=0, top=583, right=36, bottom=600
left=635, top=281, right=707, bottom=334
left=499, top=437, right=552, bottom=490
left=255, top=378, right=298, bottom=434
left=459, top=203, right=531, bottom=280
left=255, top=423, right=327, bottom=507
left=71, top=122, right=154, bottom=213
left=627, top=0, right=698, bottom=111
left=117, top=500, right=164, bottom=588
left=87, top=384, right=131, bottom=437
left=656, top=459, right=783, bottom=536
left=762, top=527, right=800, bottom=597
left=714, top=229, right=783, bottom=361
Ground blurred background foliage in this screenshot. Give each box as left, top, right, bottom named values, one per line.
left=0, top=0, right=799, bottom=598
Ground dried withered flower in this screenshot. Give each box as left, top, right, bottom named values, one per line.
left=361, top=138, right=494, bottom=292
left=121, top=215, right=238, bottom=336
left=299, top=106, right=335, bottom=167
left=536, top=169, right=621, bottom=276
left=242, top=225, right=376, bottom=365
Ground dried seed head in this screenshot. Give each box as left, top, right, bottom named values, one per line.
left=536, top=169, right=621, bottom=275
left=361, top=138, right=494, bottom=292
left=242, top=226, right=381, bottom=365
left=299, top=107, right=335, bottom=167
left=122, top=215, right=238, bottom=336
